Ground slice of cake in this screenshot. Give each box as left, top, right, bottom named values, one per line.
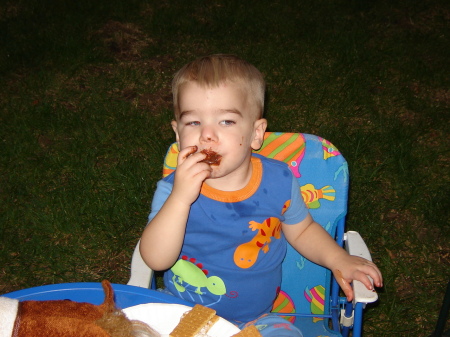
left=169, top=304, right=262, bottom=337
left=169, top=304, right=219, bottom=337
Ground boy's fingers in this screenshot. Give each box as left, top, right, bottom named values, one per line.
left=355, top=271, right=375, bottom=291
left=353, top=257, right=383, bottom=288
left=179, top=146, right=198, bottom=163
left=341, top=281, right=353, bottom=302
left=195, top=167, right=212, bottom=181
left=333, top=269, right=353, bottom=302
left=373, top=266, right=383, bottom=287
left=184, top=145, right=198, bottom=159
left=179, top=146, right=210, bottom=166
left=373, top=272, right=383, bottom=288
left=333, top=261, right=383, bottom=303
left=362, top=263, right=383, bottom=288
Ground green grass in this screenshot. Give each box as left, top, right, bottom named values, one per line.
left=1, top=0, right=449, bottom=335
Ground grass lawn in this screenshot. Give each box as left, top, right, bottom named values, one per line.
left=1, top=0, right=449, bottom=335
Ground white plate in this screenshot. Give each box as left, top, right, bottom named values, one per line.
left=123, top=303, right=241, bottom=336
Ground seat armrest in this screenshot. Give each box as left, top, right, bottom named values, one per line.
left=344, top=231, right=378, bottom=304
left=127, top=240, right=154, bottom=288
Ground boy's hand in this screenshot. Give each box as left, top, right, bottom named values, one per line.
left=172, top=146, right=212, bottom=206
left=332, top=255, right=383, bottom=302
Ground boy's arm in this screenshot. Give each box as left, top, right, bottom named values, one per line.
left=282, top=214, right=383, bottom=301
left=140, top=146, right=211, bottom=271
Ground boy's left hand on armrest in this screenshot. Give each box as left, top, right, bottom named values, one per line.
left=331, top=254, right=383, bottom=302
left=282, top=216, right=383, bottom=302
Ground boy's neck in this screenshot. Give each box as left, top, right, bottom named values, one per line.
left=204, top=158, right=254, bottom=192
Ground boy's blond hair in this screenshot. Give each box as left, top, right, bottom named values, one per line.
left=172, top=54, right=265, bottom=119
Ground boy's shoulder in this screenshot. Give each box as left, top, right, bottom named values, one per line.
left=253, top=153, right=295, bottom=185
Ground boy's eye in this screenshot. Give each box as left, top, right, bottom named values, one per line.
left=220, top=120, right=236, bottom=126
left=186, top=121, right=200, bottom=126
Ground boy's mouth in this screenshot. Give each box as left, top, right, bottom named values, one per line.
left=199, top=148, right=222, bottom=166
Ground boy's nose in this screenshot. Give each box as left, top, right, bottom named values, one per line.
left=200, top=126, right=218, bottom=143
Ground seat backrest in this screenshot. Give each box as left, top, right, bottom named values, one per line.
left=162, top=132, right=349, bottom=319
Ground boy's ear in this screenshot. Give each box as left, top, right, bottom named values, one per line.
left=171, top=120, right=180, bottom=146
left=251, top=118, right=267, bottom=150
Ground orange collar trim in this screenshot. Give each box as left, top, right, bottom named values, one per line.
left=200, top=156, right=262, bottom=202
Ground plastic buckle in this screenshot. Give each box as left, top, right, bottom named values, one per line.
left=340, top=309, right=354, bottom=327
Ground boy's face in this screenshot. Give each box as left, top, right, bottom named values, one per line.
left=172, top=81, right=266, bottom=186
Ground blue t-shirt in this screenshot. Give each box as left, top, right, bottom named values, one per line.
left=148, top=154, right=308, bottom=323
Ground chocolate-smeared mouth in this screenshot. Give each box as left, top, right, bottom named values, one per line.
left=199, top=148, right=222, bottom=165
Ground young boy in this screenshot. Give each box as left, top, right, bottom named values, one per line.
left=140, top=54, right=382, bottom=336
